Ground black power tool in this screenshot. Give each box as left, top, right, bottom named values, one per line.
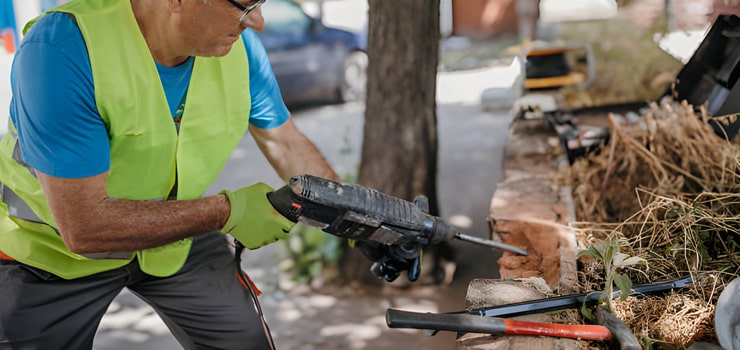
left=267, top=175, right=528, bottom=255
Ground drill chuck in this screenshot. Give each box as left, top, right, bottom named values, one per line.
left=421, top=216, right=456, bottom=244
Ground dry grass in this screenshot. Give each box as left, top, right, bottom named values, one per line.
left=540, top=9, right=740, bottom=350
left=564, top=99, right=740, bottom=348
left=614, top=293, right=717, bottom=348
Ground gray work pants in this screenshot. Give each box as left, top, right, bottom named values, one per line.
left=0, top=232, right=272, bottom=350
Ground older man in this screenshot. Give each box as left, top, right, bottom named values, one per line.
left=0, top=0, right=340, bottom=348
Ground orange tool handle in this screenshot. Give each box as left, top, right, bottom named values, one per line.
left=386, top=309, right=613, bottom=341
left=503, top=319, right=612, bottom=341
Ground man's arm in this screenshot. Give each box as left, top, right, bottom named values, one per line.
left=37, top=171, right=231, bottom=254
left=250, top=118, right=340, bottom=182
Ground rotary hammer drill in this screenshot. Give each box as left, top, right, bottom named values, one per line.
left=267, top=175, right=527, bottom=281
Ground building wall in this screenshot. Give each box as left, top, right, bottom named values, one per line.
left=451, top=0, right=731, bottom=40
left=621, top=0, right=715, bottom=30
left=452, top=0, right=520, bottom=39
left=672, top=0, right=714, bottom=29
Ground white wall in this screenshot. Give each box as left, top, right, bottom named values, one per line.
left=1, top=50, right=11, bottom=135
left=12, top=0, right=41, bottom=40
left=539, top=0, right=618, bottom=22
left=440, top=0, right=453, bottom=37
left=320, top=0, right=367, bottom=33
left=313, top=0, right=452, bottom=37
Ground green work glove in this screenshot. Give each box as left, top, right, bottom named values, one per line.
left=220, top=183, right=295, bottom=249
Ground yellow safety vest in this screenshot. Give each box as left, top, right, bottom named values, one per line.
left=0, top=0, right=250, bottom=279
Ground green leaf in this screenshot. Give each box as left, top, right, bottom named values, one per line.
left=613, top=273, right=633, bottom=301
left=577, top=244, right=603, bottom=260
left=305, top=251, right=322, bottom=261
left=602, top=241, right=616, bottom=268
left=318, top=236, right=342, bottom=261
left=303, top=226, right=327, bottom=247
left=612, top=252, right=645, bottom=268
left=308, top=261, right=323, bottom=278
left=580, top=292, right=602, bottom=321
left=620, top=256, right=647, bottom=267
left=288, top=235, right=304, bottom=252
left=581, top=303, right=595, bottom=322
left=576, top=249, right=594, bottom=259
left=641, top=336, right=655, bottom=350
left=279, top=259, right=295, bottom=271
left=612, top=252, right=630, bottom=266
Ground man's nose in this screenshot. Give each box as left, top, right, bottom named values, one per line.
left=242, top=7, right=265, bottom=31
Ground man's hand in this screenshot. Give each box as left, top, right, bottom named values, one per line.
left=221, top=183, right=295, bottom=249
left=355, top=241, right=422, bottom=282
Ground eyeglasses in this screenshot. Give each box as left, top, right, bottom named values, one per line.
left=225, top=0, right=266, bottom=25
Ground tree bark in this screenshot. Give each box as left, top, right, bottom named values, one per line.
left=339, top=0, right=442, bottom=286
left=360, top=0, right=440, bottom=206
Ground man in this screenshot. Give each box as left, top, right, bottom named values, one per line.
left=0, top=0, right=340, bottom=349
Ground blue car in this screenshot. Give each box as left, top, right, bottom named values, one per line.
left=257, top=0, right=368, bottom=106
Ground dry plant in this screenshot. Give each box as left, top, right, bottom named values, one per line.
left=614, top=292, right=717, bottom=348
left=565, top=98, right=740, bottom=348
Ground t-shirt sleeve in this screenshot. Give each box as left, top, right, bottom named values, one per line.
left=242, top=29, right=290, bottom=130
left=9, top=13, right=110, bottom=179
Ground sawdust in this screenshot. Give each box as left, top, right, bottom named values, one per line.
left=494, top=220, right=565, bottom=290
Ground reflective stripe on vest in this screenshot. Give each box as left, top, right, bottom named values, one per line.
left=1, top=127, right=42, bottom=223
left=0, top=127, right=135, bottom=260
left=1, top=181, right=41, bottom=223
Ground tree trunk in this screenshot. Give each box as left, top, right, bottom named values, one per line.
left=339, top=0, right=442, bottom=286
left=361, top=0, right=440, bottom=205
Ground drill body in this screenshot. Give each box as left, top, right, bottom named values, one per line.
left=267, top=175, right=456, bottom=247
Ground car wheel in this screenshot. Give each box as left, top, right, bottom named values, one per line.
left=338, top=51, right=368, bottom=103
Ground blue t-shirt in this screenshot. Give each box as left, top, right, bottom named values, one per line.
left=9, top=12, right=289, bottom=179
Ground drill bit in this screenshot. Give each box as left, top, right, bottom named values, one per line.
left=455, top=232, right=528, bottom=256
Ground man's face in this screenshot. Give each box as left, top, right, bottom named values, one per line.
left=180, top=0, right=265, bottom=57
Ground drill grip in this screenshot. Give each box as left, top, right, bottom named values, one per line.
left=267, top=175, right=455, bottom=246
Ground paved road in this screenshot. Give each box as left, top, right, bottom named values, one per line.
left=0, top=50, right=514, bottom=349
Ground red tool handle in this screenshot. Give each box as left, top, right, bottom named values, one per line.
left=503, top=319, right=612, bottom=341
left=386, top=309, right=613, bottom=341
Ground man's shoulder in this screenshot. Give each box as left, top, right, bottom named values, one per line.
left=22, top=12, right=82, bottom=48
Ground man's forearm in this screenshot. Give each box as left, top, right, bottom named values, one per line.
left=251, top=119, right=340, bottom=182
left=57, top=194, right=231, bottom=254
left=275, top=138, right=339, bottom=181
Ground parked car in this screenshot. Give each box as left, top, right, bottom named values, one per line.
left=256, top=0, right=368, bottom=106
